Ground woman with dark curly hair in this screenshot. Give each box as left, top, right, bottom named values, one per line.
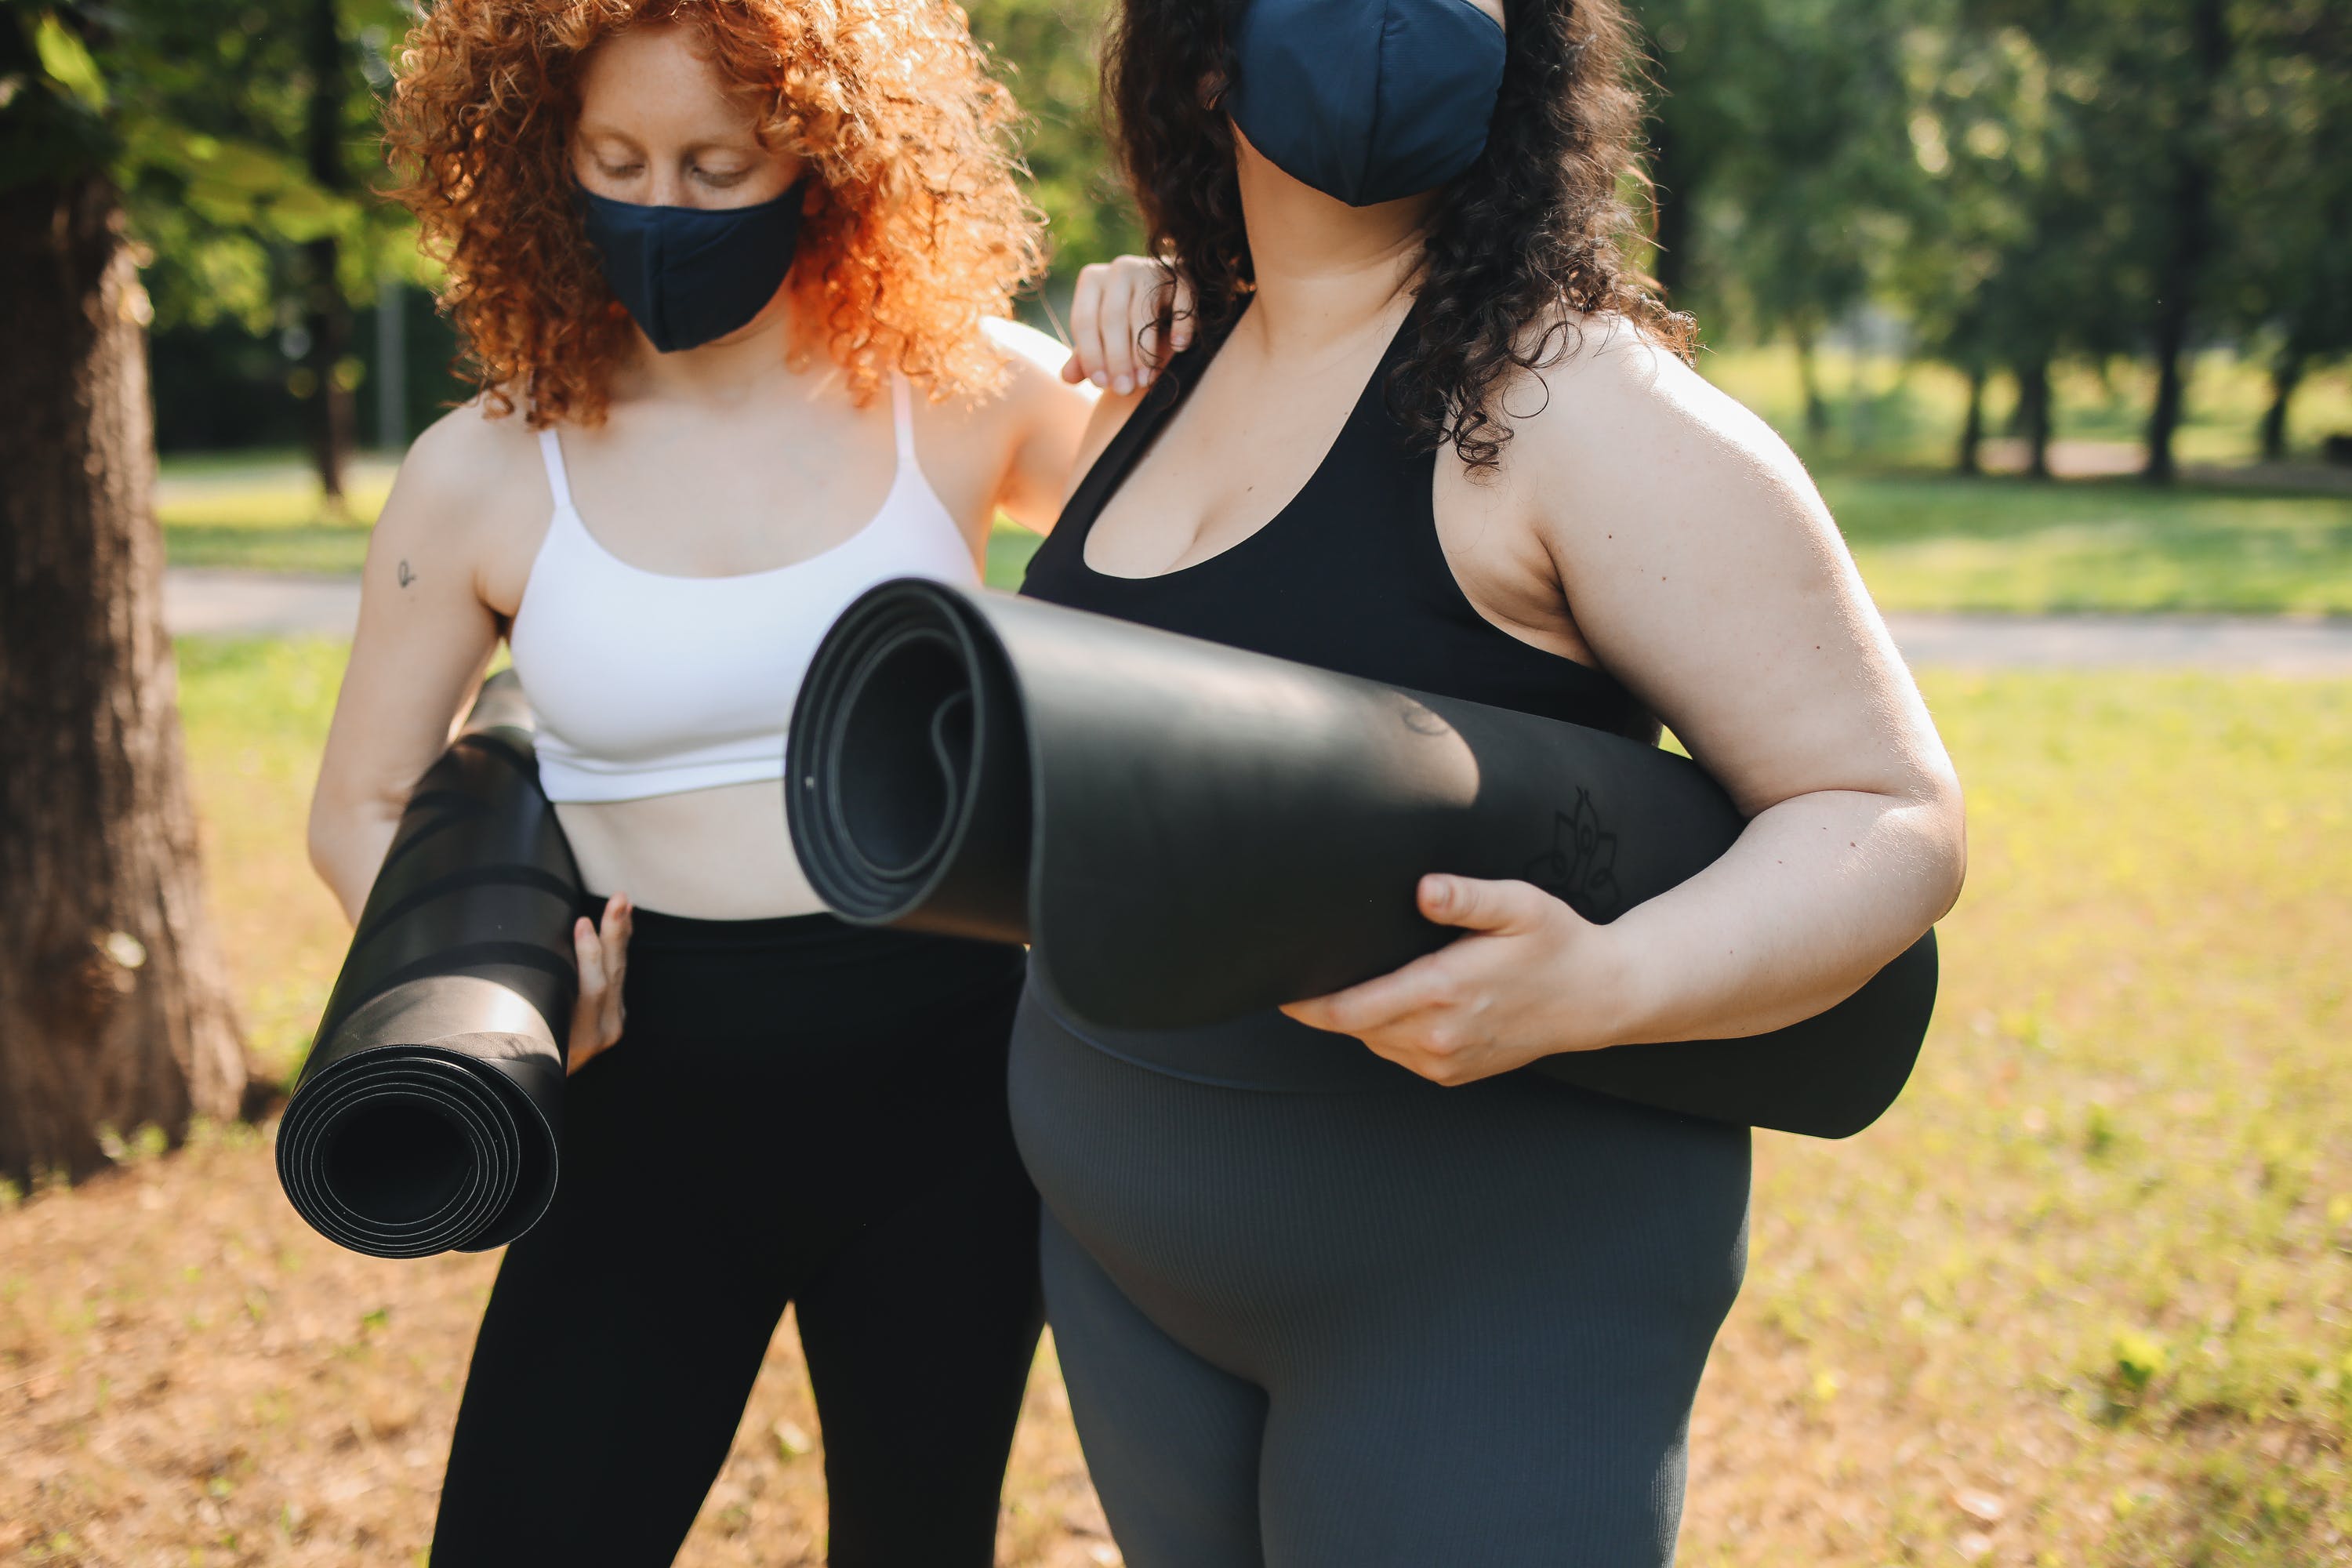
left=303, top=1, right=1181, bottom=1561
left=1008, top=0, right=1965, bottom=1560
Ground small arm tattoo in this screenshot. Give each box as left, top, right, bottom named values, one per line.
left=397, top=559, right=416, bottom=588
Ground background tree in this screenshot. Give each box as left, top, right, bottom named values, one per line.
left=1630, top=0, right=1767, bottom=323
left=966, top=0, right=1142, bottom=301
left=2214, top=0, right=2352, bottom=460
left=106, top=0, right=412, bottom=484
left=2119, top=0, right=2238, bottom=481
left=0, top=2, right=251, bottom=1185
left=1716, top=0, right=1921, bottom=441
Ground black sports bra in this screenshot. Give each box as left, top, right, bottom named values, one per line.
left=1022, top=303, right=1656, bottom=742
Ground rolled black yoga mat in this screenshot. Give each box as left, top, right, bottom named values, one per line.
left=278, top=671, right=579, bottom=1258
left=788, top=579, right=1937, bottom=1138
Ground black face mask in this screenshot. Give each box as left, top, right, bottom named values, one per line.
left=575, top=180, right=808, bottom=353
left=1225, top=0, right=1506, bottom=208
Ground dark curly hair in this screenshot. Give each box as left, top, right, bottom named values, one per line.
left=1102, top=0, right=1691, bottom=470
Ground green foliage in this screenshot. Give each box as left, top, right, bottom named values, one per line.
left=2, top=0, right=417, bottom=332
left=964, top=0, right=1142, bottom=289
left=26, top=0, right=2345, bottom=463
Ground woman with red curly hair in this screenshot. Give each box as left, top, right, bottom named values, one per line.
left=305, top=1, right=1178, bottom=1561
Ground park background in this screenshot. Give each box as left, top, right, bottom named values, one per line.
left=2, top=0, right=2350, bottom=1563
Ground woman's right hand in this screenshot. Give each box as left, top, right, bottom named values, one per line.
left=568, top=892, right=634, bottom=1073
left=1062, top=255, right=1196, bottom=394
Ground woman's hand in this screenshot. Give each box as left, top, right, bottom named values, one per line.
left=568, top=892, right=633, bottom=1073
left=1061, top=256, right=1196, bottom=394
left=1279, top=874, right=1637, bottom=1087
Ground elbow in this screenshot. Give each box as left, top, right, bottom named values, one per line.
left=305, top=789, right=376, bottom=924
left=1913, top=764, right=1969, bottom=924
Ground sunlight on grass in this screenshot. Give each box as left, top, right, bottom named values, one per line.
left=177, top=637, right=351, bottom=1079
left=172, top=637, right=2352, bottom=1563
left=1829, top=476, right=2352, bottom=615
left=158, top=456, right=392, bottom=573
left=1688, top=671, right=2352, bottom=1564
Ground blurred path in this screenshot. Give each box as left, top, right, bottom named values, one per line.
left=164, top=568, right=368, bottom=637
left=1886, top=612, right=2352, bottom=673
left=162, top=566, right=2352, bottom=671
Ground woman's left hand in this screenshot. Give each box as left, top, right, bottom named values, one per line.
left=1279, top=873, right=1636, bottom=1087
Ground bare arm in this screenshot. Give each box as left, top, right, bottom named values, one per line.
left=1545, top=334, right=1962, bottom=1040
left=1287, top=326, right=1964, bottom=1082
left=981, top=317, right=1101, bottom=533
left=987, top=258, right=1196, bottom=530
left=305, top=407, right=517, bottom=920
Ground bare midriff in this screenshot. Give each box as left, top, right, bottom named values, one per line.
left=554, top=780, right=822, bottom=919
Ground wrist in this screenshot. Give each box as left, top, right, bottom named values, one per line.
left=1561, top=916, right=1661, bottom=1052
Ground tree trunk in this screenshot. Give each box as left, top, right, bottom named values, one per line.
left=303, top=234, right=353, bottom=503
left=303, top=0, right=352, bottom=500
left=0, top=173, right=250, bottom=1186
left=1956, top=365, right=1986, bottom=475
left=2143, top=0, right=2232, bottom=485
left=2260, top=350, right=2303, bottom=463
left=1795, top=329, right=1831, bottom=444
left=1647, top=116, right=1695, bottom=306
left=2016, top=358, right=2053, bottom=479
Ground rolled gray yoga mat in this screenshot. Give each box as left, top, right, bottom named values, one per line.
left=278, top=672, right=580, bottom=1257
left=788, top=579, right=1936, bottom=1138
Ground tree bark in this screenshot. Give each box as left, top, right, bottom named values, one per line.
left=0, top=173, right=250, bottom=1186
left=2016, top=358, right=2053, bottom=479
left=1956, top=366, right=1986, bottom=474
left=2259, top=350, right=2303, bottom=463
left=303, top=0, right=353, bottom=499
left=2143, top=0, right=2232, bottom=485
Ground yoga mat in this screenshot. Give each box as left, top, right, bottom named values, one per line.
left=788, top=579, right=1936, bottom=1138
left=278, top=671, right=580, bottom=1257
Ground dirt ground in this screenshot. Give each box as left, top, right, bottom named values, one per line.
left=0, top=1125, right=1114, bottom=1567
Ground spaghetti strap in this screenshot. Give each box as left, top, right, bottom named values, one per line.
left=890, top=374, right=918, bottom=463
left=538, top=429, right=575, bottom=514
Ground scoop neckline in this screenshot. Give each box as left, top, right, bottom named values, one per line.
left=1074, top=303, right=1414, bottom=586
left=554, top=464, right=927, bottom=584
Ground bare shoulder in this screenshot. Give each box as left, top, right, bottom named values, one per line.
left=1503, top=314, right=1832, bottom=551
left=975, top=316, right=1097, bottom=432
left=369, top=397, right=554, bottom=612
left=982, top=314, right=1073, bottom=380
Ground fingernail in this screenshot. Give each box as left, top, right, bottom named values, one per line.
left=1091, top=372, right=1108, bottom=388
left=1113, top=376, right=1134, bottom=394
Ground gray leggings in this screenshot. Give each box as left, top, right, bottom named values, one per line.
left=1009, top=989, right=1751, bottom=1568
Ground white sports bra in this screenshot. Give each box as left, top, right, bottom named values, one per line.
left=506, top=376, right=979, bottom=804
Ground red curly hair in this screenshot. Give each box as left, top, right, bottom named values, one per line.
left=384, top=0, right=1044, bottom=427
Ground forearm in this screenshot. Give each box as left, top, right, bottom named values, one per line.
left=1595, top=786, right=1962, bottom=1047
left=307, top=796, right=405, bottom=925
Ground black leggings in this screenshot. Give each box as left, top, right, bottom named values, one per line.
left=1010, top=988, right=1751, bottom=1568
left=430, top=906, right=1040, bottom=1567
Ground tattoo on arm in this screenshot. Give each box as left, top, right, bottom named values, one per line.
left=397, top=559, right=415, bottom=589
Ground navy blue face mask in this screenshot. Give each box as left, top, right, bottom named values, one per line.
left=1225, top=0, right=1506, bottom=208
left=575, top=179, right=808, bottom=353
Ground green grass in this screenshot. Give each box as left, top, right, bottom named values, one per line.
left=173, top=633, right=2352, bottom=1562
left=176, top=637, right=354, bottom=1076
left=1689, top=670, right=2352, bottom=1565
left=1830, top=474, right=2352, bottom=615
left=158, top=454, right=391, bottom=573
